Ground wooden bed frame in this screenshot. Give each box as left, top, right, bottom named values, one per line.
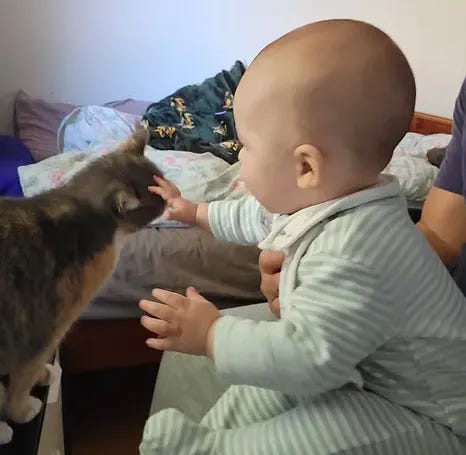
left=409, top=112, right=453, bottom=134
left=60, top=111, right=454, bottom=375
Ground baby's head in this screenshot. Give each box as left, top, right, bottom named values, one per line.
left=235, top=19, right=415, bottom=214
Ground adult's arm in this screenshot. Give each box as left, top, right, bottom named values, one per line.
left=418, top=188, right=466, bottom=264
left=418, top=78, right=466, bottom=264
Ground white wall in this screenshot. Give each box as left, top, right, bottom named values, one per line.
left=1, top=0, right=466, bottom=133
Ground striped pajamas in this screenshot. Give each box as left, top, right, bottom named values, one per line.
left=141, top=176, right=466, bottom=454
left=143, top=386, right=463, bottom=454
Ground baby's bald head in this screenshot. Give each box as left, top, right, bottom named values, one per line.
left=236, top=20, right=415, bottom=175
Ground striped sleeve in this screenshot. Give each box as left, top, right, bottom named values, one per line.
left=208, top=195, right=270, bottom=246
left=213, top=252, right=394, bottom=395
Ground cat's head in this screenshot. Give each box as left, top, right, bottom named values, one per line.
left=67, top=129, right=166, bottom=232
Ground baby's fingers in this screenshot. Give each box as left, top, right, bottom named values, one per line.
left=148, top=185, right=171, bottom=200
left=152, top=175, right=170, bottom=187
left=146, top=337, right=174, bottom=351
left=153, top=176, right=180, bottom=194
left=141, top=315, right=180, bottom=337
left=139, top=299, right=175, bottom=321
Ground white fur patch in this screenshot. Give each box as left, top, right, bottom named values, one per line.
left=7, top=396, right=43, bottom=424
left=0, top=422, right=13, bottom=445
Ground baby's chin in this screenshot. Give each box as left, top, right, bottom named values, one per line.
left=255, top=195, right=299, bottom=215
left=245, top=183, right=309, bottom=215
left=260, top=193, right=323, bottom=215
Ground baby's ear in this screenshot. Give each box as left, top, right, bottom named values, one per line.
left=294, top=144, right=322, bottom=189
left=114, top=188, right=141, bottom=215
left=120, top=128, right=149, bottom=157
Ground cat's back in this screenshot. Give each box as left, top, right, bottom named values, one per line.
left=0, top=192, right=116, bottom=369
left=0, top=196, right=42, bottom=244
left=0, top=195, right=55, bottom=282
left=0, top=196, right=62, bottom=368
left=0, top=194, right=68, bottom=280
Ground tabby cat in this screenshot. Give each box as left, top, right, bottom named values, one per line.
left=0, top=130, right=165, bottom=444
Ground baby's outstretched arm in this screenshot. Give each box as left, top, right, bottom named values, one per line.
left=149, top=176, right=210, bottom=231
left=141, top=178, right=273, bottom=357
left=149, top=176, right=270, bottom=246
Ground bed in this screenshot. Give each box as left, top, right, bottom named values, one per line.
left=2, top=77, right=454, bottom=373
left=59, top=110, right=454, bottom=373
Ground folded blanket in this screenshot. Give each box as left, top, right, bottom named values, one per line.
left=142, top=61, right=245, bottom=164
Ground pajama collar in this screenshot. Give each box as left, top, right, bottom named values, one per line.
left=259, top=174, right=401, bottom=251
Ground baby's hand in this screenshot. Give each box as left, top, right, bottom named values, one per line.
left=148, top=176, right=198, bottom=225
left=140, top=287, right=221, bottom=357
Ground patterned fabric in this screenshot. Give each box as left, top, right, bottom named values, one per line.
left=142, top=61, right=245, bottom=164
left=142, top=175, right=466, bottom=453
left=17, top=147, right=246, bottom=228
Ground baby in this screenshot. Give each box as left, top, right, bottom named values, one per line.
left=140, top=20, right=466, bottom=454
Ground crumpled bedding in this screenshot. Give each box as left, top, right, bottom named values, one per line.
left=57, top=105, right=141, bottom=153
left=383, top=132, right=451, bottom=201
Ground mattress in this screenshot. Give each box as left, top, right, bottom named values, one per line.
left=82, top=227, right=263, bottom=319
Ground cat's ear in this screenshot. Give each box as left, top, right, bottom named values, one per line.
left=123, top=128, right=149, bottom=157
left=114, top=188, right=140, bottom=215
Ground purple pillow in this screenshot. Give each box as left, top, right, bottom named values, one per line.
left=14, top=90, right=151, bottom=162
left=0, top=135, right=35, bottom=197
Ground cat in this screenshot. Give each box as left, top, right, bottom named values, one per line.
left=0, top=129, right=165, bottom=444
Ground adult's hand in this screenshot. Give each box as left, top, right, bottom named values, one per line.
left=418, top=187, right=466, bottom=265
left=259, top=250, right=285, bottom=318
